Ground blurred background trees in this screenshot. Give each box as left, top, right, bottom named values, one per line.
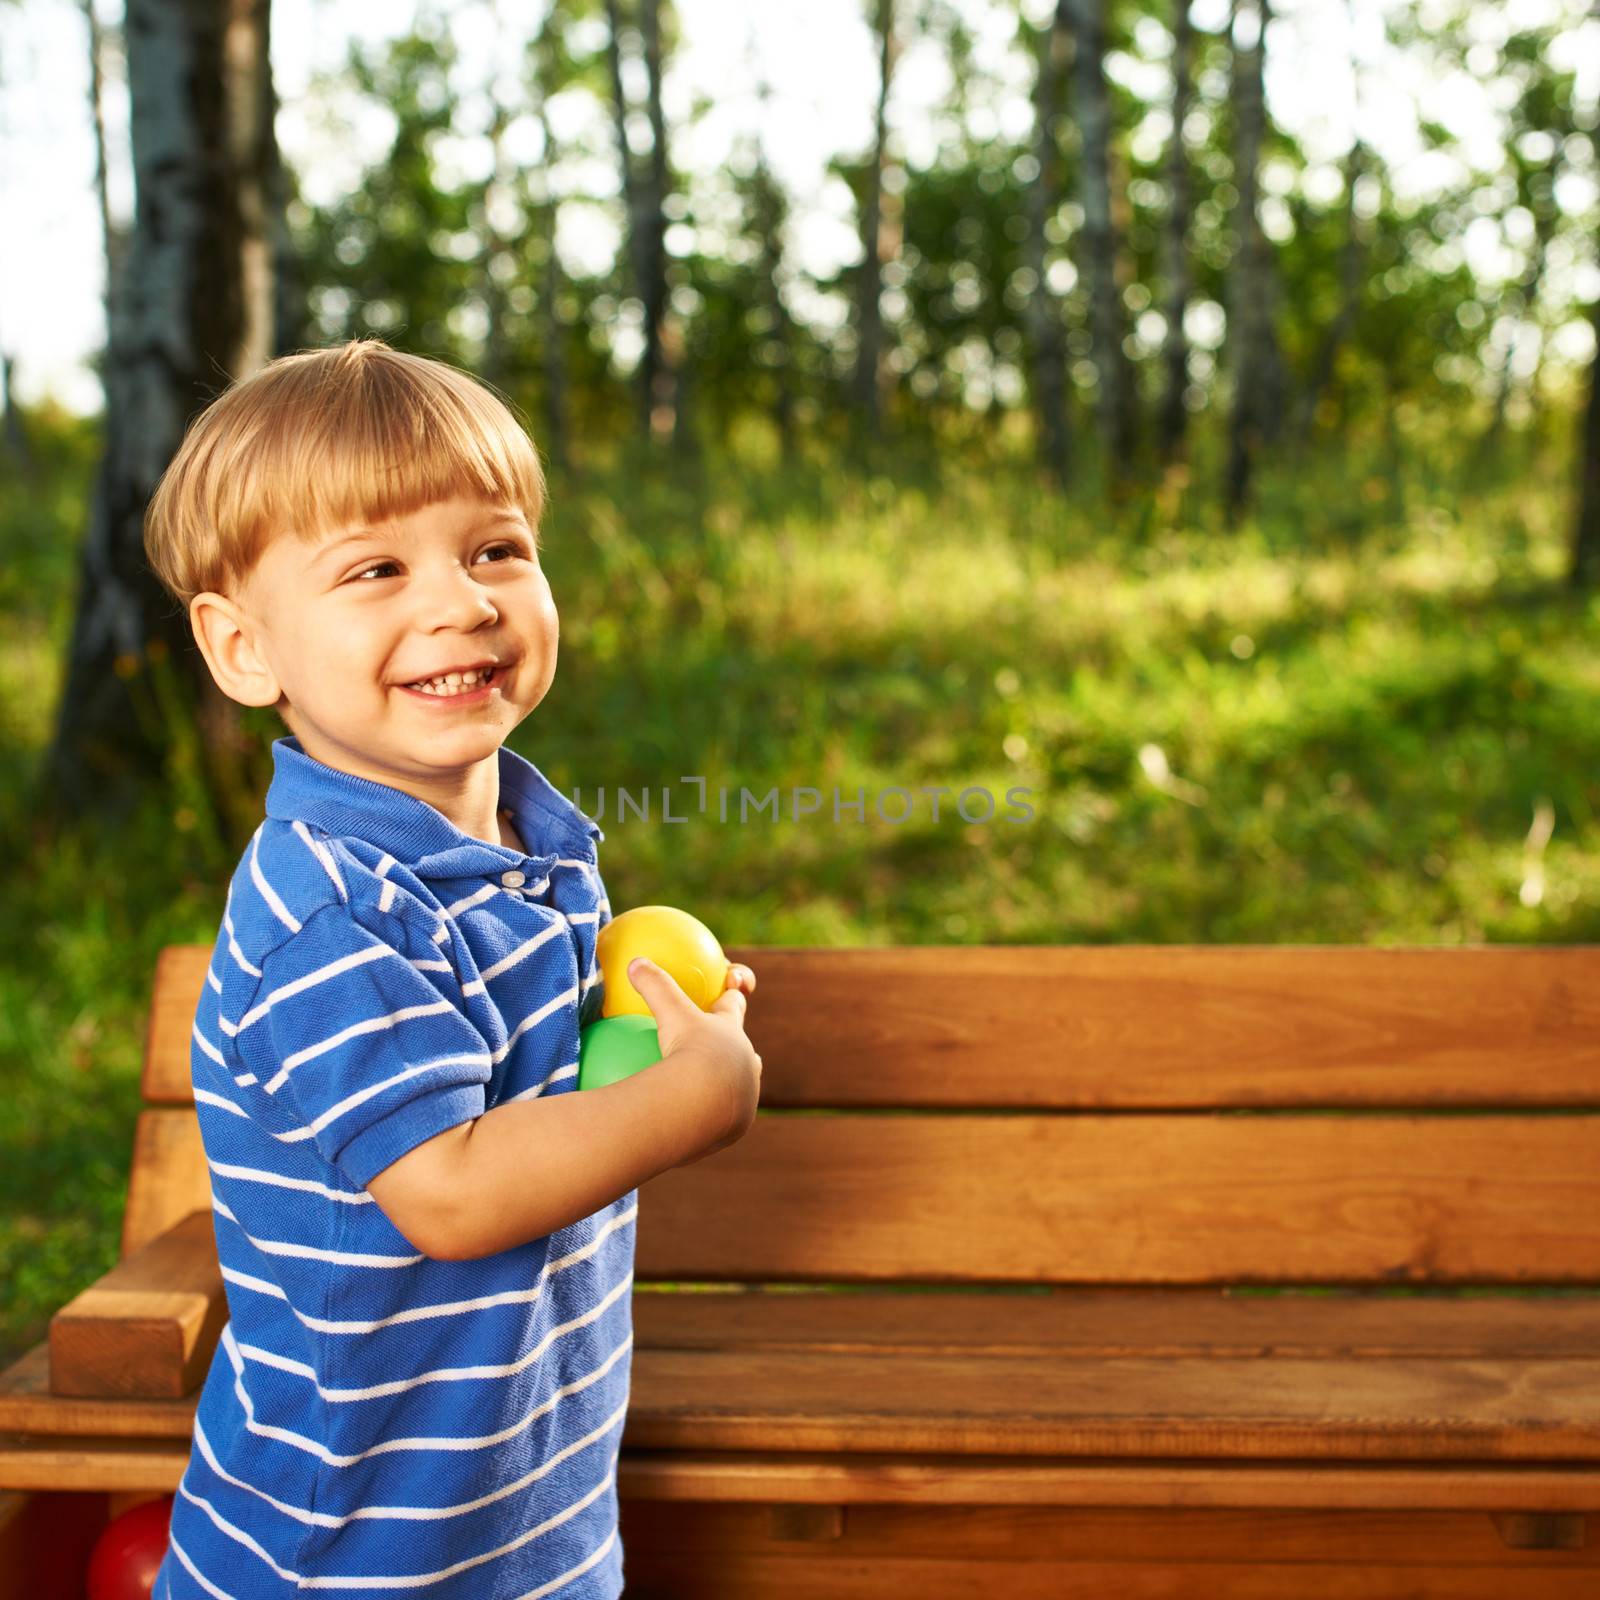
left=3, top=0, right=1599, bottom=839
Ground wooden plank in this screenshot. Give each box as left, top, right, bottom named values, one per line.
left=121, top=1111, right=208, bottom=1259
left=50, top=1212, right=224, bottom=1399
left=15, top=1321, right=1600, bottom=1462
left=609, top=1559, right=1600, bottom=1600
left=618, top=1344, right=1600, bottom=1461
left=631, top=1286, right=1600, bottom=1360
left=622, top=1498, right=1600, bottom=1565
left=144, top=944, right=1600, bottom=1109
left=636, top=1113, right=1600, bottom=1285
left=142, top=945, right=207, bottom=1103
left=617, top=1451, right=1600, bottom=1511
left=618, top=1502, right=1600, bottom=1599
left=0, top=1435, right=186, bottom=1494
left=0, top=1346, right=196, bottom=1440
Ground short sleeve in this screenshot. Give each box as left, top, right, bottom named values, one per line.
left=232, top=902, right=490, bottom=1189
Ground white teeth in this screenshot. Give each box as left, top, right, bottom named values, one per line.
left=407, top=667, right=492, bottom=696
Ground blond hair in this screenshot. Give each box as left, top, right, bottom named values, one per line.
left=144, top=339, right=546, bottom=610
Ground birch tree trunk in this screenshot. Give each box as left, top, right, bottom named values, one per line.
left=1062, top=0, right=1136, bottom=476
left=1026, top=4, right=1070, bottom=484
left=1224, top=0, right=1285, bottom=516
left=79, top=0, right=129, bottom=396
left=1571, top=283, right=1600, bottom=588
left=1157, top=0, right=1194, bottom=461
left=43, top=0, right=283, bottom=838
left=852, top=0, right=896, bottom=439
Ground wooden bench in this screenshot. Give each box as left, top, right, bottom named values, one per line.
left=4, top=942, right=1600, bottom=1596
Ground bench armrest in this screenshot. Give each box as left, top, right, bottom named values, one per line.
left=48, top=1211, right=224, bottom=1400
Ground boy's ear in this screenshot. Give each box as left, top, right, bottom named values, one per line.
left=189, top=591, right=283, bottom=710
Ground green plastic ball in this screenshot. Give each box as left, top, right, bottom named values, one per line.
left=577, top=1015, right=662, bottom=1091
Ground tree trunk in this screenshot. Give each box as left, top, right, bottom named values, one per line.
left=852, top=0, right=896, bottom=439
left=534, top=98, right=569, bottom=474
left=752, top=81, right=797, bottom=463
left=1571, top=284, right=1600, bottom=589
left=759, top=179, right=795, bottom=463
left=42, top=0, right=283, bottom=842
left=1293, top=133, right=1368, bottom=448
left=1224, top=0, right=1284, bottom=517
left=640, top=0, right=689, bottom=454
left=1026, top=4, right=1070, bottom=484
left=477, top=0, right=514, bottom=392
left=1484, top=163, right=1562, bottom=452
left=79, top=0, right=130, bottom=406
left=1, top=350, right=33, bottom=476
left=1062, top=0, right=1135, bottom=477
left=221, top=0, right=290, bottom=375
left=1157, top=0, right=1194, bottom=461
left=603, top=0, right=675, bottom=442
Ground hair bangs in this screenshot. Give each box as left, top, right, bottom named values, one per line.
left=144, top=339, right=547, bottom=611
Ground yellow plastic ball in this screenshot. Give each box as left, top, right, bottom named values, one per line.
left=597, top=905, right=728, bottom=1017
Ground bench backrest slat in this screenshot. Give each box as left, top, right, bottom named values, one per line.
left=123, top=1110, right=209, bottom=1258
left=137, top=944, right=1600, bottom=1284
left=146, top=945, right=1600, bottom=1109
left=635, top=1112, right=1600, bottom=1285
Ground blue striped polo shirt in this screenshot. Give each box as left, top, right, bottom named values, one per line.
left=157, top=734, right=634, bottom=1600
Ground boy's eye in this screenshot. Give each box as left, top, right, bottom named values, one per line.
left=349, top=544, right=524, bottom=583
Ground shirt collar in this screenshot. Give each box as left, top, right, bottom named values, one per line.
left=264, top=735, right=603, bottom=880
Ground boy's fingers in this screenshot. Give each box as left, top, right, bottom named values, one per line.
left=711, top=985, right=747, bottom=1022
left=725, top=964, right=756, bottom=995
left=627, top=958, right=697, bottom=1016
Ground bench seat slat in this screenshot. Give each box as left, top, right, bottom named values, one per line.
left=0, top=1435, right=189, bottom=1495
left=14, top=1284, right=1600, bottom=1461
left=631, top=1286, right=1600, bottom=1360
left=0, top=1346, right=194, bottom=1439
left=9, top=1432, right=1600, bottom=1513
left=145, top=945, right=1600, bottom=1109
left=620, top=1345, right=1600, bottom=1462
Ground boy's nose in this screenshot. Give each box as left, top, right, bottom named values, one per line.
left=416, top=568, right=499, bottom=627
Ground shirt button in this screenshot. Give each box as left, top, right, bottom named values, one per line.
left=501, top=869, right=526, bottom=888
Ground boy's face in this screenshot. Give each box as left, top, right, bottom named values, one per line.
left=192, top=495, right=558, bottom=798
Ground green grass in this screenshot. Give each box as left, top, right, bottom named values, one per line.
left=3, top=410, right=1598, bottom=1366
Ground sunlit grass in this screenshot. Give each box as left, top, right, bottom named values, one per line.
left=2, top=410, right=1598, bottom=1363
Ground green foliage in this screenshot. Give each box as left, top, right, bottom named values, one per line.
left=281, top=4, right=1598, bottom=471
left=6, top=409, right=1600, bottom=1360
left=299, top=21, right=478, bottom=358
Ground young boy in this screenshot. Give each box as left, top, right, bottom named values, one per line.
left=140, top=338, right=762, bottom=1598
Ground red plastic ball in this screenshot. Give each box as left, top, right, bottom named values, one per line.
left=87, top=1495, right=174, bottom=1600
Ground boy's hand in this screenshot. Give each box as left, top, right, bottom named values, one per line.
left=628, top=957, right=762, bottom=1159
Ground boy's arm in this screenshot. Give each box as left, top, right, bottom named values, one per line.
left=367, top=1047, right=727, bottom=1260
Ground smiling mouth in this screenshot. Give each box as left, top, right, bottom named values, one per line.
left=399, top=664, right=505, bottom=699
